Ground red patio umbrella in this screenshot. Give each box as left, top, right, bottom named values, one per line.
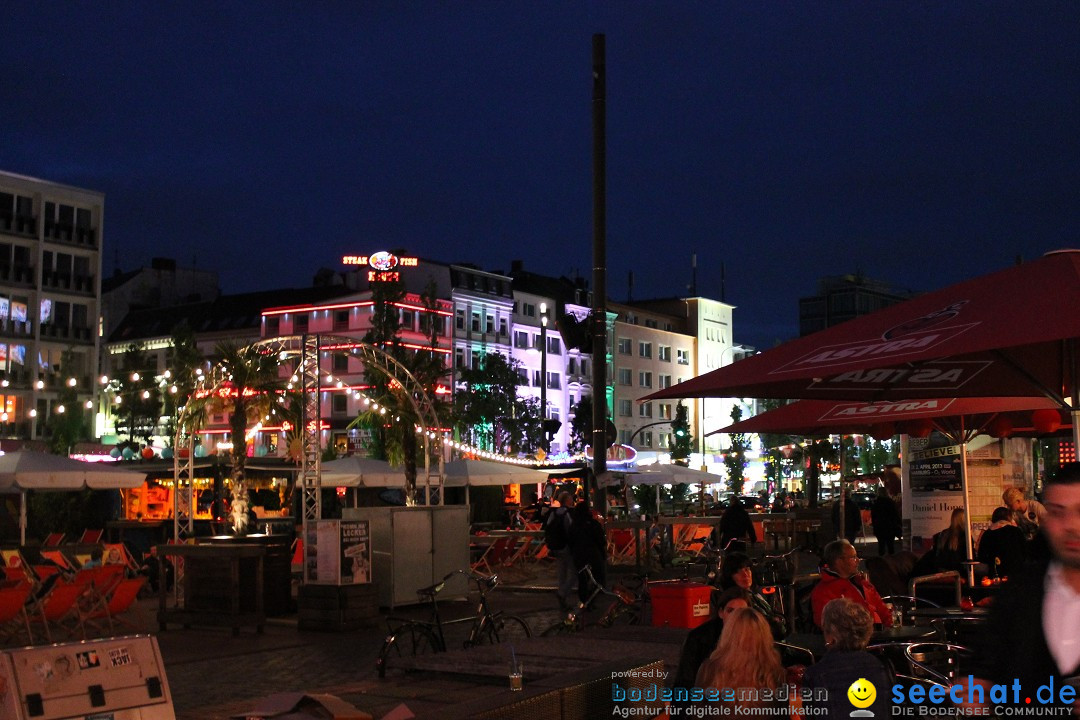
left=711, top=396, right=1070, bottom=581
left=645, top=249, right=1080, bottom=449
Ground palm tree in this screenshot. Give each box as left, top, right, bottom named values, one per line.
left=214, top=341, right=282, bottom=533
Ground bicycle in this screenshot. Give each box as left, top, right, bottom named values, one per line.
left=540, top=566, right=648, bottom=635
left=375, top=569, right=532, bottom=678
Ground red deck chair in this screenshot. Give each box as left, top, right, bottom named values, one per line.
left=43, top=532, right=66, bottom=547
left=26, top=577, right=89, bottom=643
left=0, top=583, right=32, bottom=645
left=83, top=576, right=148, bottom=637
left=77, top=529, right=104, bottom=545
left=471, top=536, right=519, bottom=574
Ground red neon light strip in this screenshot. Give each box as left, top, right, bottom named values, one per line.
left=262, top=300, right=452, bottom=317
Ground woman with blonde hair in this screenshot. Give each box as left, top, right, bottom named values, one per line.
left=931, top=507, right=969, bottom=572
left=695, top=608, right=786, bottom=710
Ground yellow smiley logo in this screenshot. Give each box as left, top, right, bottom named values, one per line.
left=847, top=678, right=876, bottom=709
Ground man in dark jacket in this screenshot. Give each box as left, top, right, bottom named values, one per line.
left=568, top=501, right=606, bottom=605
left=968, top=463, right=1080, bottom=714
left=716, top=497, right=756, bottom=551
left=870, top=487, right=902, bottom=555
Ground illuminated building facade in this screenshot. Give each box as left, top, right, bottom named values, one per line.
left=611, top=296, right=752, bottom=470
left=0, top=170, right=103, bottom=441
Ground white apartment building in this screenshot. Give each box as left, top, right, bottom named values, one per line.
left=0, top=170, right=103, bottom=440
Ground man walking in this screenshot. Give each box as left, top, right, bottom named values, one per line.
left=544, top=491, right=575, bottom=611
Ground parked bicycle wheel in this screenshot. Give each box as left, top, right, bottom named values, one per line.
left=469, top=613, right=532, bottom=646
left=375, top=622, right=440, bottom=678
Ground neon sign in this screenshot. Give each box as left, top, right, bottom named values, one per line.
left=342, top=251, right=419, bottom=283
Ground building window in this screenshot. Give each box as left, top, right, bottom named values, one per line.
left=639, top=371, right=652, bottom=388
left=532, top=369, right=541, bottom=387
left=659, top=345, right=671, bottom=362
left=619, top=429, right=632, bottom=445
left=618, top=399, right=632, bottom=416
left=618, top=368, right=632, bottom=386
left=523, top=303, right=536, bottom=317
left=581, top=359, right=589, bottom=376
left=471, top=313, right=481, bottom=332
left=294, top=314, right=309, bottom=333
left=472, top=350, right=482, bottom=368
left=334, top=310, right=349, bottom=331
left=517, top=368, right=529, bottom=385
left=645, top=318, right=658, bottom=329
left=642, top=431, right=653, bottom=448
left=401, top=309, right=415, bottom=330
left=331, top=394, right=347, bottom=415
left=568, top=357, right=578, bottom=374
left=659, top=403, right=672, bottom=420
left=547, top=337, right=561, bottom=355
left=455, top=348, right=465, bottom=368
left=639, top=403, right=653, bottom=418
left=617, top=338, right=631, bottom=355
left=659, top=374, right=672, bottom=389
left=333, top=354, right=349, bottom=372
left=677, top=349, right=690, bottom=365
left=547, top=372, right=560, bottom=390
left=660, top=432, right=672, bottom=449
left=265, top=316, right=279, bottom=336
left=486, top=314, right=494, bottom=333
left=639, top=342, right=652, bottom=359
left=455, top=309, right=465, bottom=330
left=499, top=317, right=508, bottom=336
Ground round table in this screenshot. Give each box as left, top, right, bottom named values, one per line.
left=871, top=624, right=937, bottom=643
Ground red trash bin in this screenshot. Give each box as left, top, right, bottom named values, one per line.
left=650, top=581, right=713, bottom=628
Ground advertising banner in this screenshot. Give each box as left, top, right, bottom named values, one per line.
left=905, top=435, right=964, bottom=549
left=305, top=519, right=371, bottom=585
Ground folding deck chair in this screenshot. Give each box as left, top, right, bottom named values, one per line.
left=83, top=576, right=148, bottom=637
left=43, top=532, right=66, bottom=547
left=0, top=582, right=32, bottom=645
left=26, top=577, right=89, bottom=643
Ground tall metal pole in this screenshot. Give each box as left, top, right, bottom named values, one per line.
left=590, top=33, right=608, bottom=514
left=540, top=303, right=548, bottom=453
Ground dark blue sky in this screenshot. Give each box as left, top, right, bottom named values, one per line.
left=2, top=2, right=1077, bottom=349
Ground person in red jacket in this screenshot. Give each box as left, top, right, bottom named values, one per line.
left=810, top=539, right=893, bottom=629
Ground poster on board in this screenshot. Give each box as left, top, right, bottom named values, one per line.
left=906, top=434, right=965, bottom=551
left=306, top=519, right=371, bottom=585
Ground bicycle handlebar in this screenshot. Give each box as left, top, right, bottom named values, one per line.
left=418, top=569, right=500, bottom=599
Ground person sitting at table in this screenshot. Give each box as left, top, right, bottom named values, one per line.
left=695, top=608, right=791, bottom=714
left=1002, top=486, right=1047, bottom=542
left=719, top=552, right=788, bottom=638
left=803, top=597, right=892, bottom=718
left=811, top=539, right=893, bottom=629
left=716, top=497, right=756, bottom=552
left=928, top=507, right=971, bottom=573
left=977, top=506, right=1027, bottom=579
left=670, top=587, right=752, bottom=696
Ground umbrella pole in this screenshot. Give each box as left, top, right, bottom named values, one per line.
left=838, top=438, right=846, bottom=542
left=1073, top=408, right=1080, bottom=460
left=959, top=418, right=977, bottom=589
left=19, top=490, right=26, bottom=545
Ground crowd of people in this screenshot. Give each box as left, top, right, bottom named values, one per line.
left=651, top=472, right=1070, bottom=717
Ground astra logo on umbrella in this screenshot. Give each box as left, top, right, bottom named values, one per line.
left=802, top=360, right=994, bottom=392
left=777, top=326, right=980, bottom=374
left=819, top=399, right=957, bottom=421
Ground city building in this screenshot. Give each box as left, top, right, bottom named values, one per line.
left=798, top=273, right=915, bottom=336
left=612, top=296, right=753, bottom=470
left=0, top=170, right=103, bottom=441
left=102, top=257, right=220, bottom=338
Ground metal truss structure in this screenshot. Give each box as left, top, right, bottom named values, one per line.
left=173, top=334, right=443, bottom=546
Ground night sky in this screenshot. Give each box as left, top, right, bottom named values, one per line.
left=2, top=2, right=1077, bottom=349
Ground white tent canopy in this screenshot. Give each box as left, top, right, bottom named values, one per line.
left=319, top=456, right=406, bottom=488
left=625, top=463, right=726, bottom=486
left=442, top=459, right=548, bottom=487
left=0, top=451, right=148, bottom=543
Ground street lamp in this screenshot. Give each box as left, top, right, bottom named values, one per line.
left=539, top=302, right=548, bottom=452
